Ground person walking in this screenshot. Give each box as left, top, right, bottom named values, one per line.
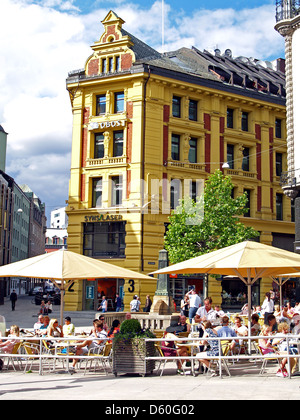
left=262, top=292, right=275, bottom=325
left=98, top=295, right=108, bottom=313
left=10, top=290, right=17, bottom=311
left=186, top=288, right=201, bottom=324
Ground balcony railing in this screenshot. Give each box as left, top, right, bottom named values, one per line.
left=86, top=156, right=127, bottom=167
left=276, top=0, right=300, bottom=22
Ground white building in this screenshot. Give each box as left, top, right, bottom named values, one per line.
left=50, top=207, right=68, bottom=229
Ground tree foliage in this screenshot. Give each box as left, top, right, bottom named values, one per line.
left=164, top=170, right=259, bottom=264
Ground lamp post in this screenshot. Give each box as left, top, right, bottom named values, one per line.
left=150, top=249, right=174, bottom=314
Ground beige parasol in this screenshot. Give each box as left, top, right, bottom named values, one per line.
left=152, top=241, right=300, bottom=334
left=0, top=249, right=154, bottom=324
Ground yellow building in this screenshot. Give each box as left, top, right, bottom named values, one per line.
left=65, top=10, right=294, bottom=312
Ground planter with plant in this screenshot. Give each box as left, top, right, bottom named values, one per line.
left=112, top=319, right=156, bottom=377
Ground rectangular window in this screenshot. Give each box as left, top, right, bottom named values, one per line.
left=170, top=179, right=181, bottom=210
left=109, top=57, right=114, bottom=73
left=102, top=58, right=107, bottom=74
left=171, top=134, right=180, bottom=161
left=188, top=138, right=197, bottom=163
left=83, top=222, right=126, bottom=258
left=244, top=189, right=251, bottom=217
left=241, top=112, right=249, bottom=132
left=276, top=193, right=283, bottom=220
left=190, top=181, right=197, bottom=202
left=242, top=147, right=250, bottom=172
left=189, top=100, right=198, bottom=121
left=172, top=96, right=181, bottom=118
left=114, top=92, right=124, bottom=113
left=92, top=178, right=102, bottom=208
left=95, top=134, right=104, bottom=159
left=113, top=131, right=124, bottom=157
left=227, top=108, right=234, bottom=129
left=227, top=144, right=234, bottom=169
left=276, top=153, right=283, bottom=177
left=291, top=198, right=295, bottom=223
left=111, top=176, right=123, bottom=206
left=116, top=56, right=120, bottom=72
left=275, top=119, right=282, bottom=138
left=96, top=94, right=106, bottom=116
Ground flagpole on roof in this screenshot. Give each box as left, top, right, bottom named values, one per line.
left=162, top=0, right=165, bottom=52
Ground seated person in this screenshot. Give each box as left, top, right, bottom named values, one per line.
left=251, top=314, right=261, bottom=336
left=98, top=315, right=108, bottom=331
left=217, top=315, right=236, bottom=352
left=39, top=300, right=47, bottom=315
left=63, top=316, right=75, bottom=337
left=233, top=316, right=248, bottom=352
left=239, top=304, right=249, bottom=316
left=258, top=325, right=275, bottom=355
left=233, top=316, right=248, bottom=337
left=46, top=319, right=63, bottom=347
left=214, top=305, right=225, bottom=318
left=0, top=325, right=20, bottom=354
left=34, top=315, right=44, bottom=334
left=273, top=322, right=298, bottom=377
left=195, top=297, right=217, bottom=324
left=253, top=306, right=262, bottom=317
left=266, top=314, right=278, bottom=333
left=45, top=300, right=53, bottom=314
left=274, top=305, right=281, bottom=322
left=71, top=320, right=107, bottom=370
left=291, top=314, right=300, bottom=335
left=107, top=320, right=120, bottom=343
left=177, top=315, right=191, bottom=334
left=161, top=331, right=188, bottom=375
left=195, top=321, right=219, bottom=376
left=36, top=316, right=50, bottom=336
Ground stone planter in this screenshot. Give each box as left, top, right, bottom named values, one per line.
left=112, top=339, right=156, bottom=377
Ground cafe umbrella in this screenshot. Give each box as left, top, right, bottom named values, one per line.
left=0, top=249, right=155, bottom=324
left=152, top=240, right=300, bottom=335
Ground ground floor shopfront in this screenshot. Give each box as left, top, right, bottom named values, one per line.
left=65, top=208, right=297, bottom=312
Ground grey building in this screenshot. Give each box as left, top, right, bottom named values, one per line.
left=0, top=125, right=8, bottom=173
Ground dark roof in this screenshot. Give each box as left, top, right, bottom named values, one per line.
left=0, top=125, right=8, bottom=134
left=121, top=29, right=161, bottom=60
left=135, top=46, right=286, bottom=100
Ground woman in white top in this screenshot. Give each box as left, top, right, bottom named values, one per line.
left=261, top=292, right=274, bottom=324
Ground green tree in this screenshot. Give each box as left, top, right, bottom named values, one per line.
left=164, top=170, right=259, bottom=264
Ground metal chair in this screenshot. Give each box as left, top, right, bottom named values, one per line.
left=84, top=343, right=112, bottom=375
left=154, top=343, right=182, bottom=376
left=253, top=342, right=280, bottom=375
left=22, top=341, right=42, bottom=373
left=2, top=342, right=22, bottom=371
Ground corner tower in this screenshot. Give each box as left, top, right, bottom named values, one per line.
left=275, top=1, right=300, bottom=196
left=275, top=1, right=300, bottom=253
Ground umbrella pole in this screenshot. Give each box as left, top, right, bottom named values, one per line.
left=60, top=280, right=64, bottom=326
left=247, top=269, right=252, bottom=355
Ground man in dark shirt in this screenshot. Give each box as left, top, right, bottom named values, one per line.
left=10, top=290, right=17, bottom=311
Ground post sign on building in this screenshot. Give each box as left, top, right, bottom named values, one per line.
left=86, top=285, right=94, bottom=300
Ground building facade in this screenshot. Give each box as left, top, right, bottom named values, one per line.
left=50, top=207, right=68, bottom=229
left=19, top=185, right=47, bottom=259
left=45, top=227, right=68, bottom=253
left=65, top=11, right=294, bottom=311
left=0, top=125, right=8, bottom=173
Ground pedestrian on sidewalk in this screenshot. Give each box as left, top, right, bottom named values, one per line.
left=10, top=290, right=18, bottom=311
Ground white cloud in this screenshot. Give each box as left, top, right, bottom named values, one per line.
left=0, top=0, right=285, bottom=223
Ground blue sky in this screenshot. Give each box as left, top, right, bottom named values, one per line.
left=0, top=0, right=284, bottom=224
